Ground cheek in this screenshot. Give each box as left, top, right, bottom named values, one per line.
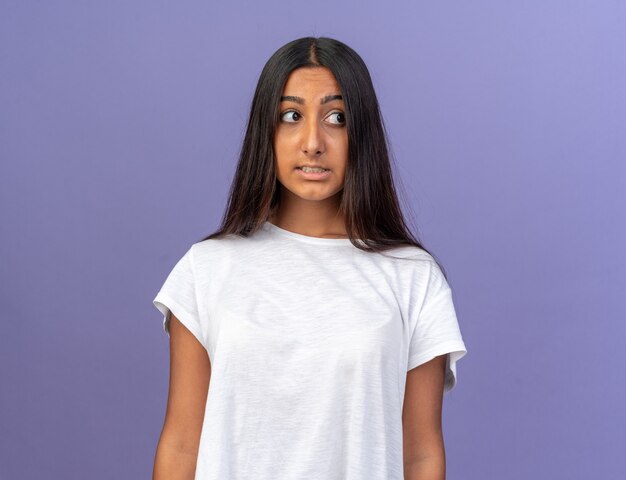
left=337, top=165, right=347, bottom=183
left=336, top=132, right=349, bottom=159
left=273, top=144, right=294, bottom=183
left=336, top=137, right=349, bottom=176
left=272, top=138, right=286, bottom=168
left=273, top=133, right=293, bottom=160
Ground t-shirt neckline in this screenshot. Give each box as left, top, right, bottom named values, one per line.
left=262, top=221, right=355, bottom=246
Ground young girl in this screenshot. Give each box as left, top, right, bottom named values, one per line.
left=152, top=36, right=467, bottom=480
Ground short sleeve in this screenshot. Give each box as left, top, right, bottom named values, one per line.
left=407, top=262, right=467, bottom=393
left=152, top=245, right=207, bottom=350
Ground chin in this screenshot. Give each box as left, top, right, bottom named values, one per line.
left=277, top=178, right=343, bottom=200
left=296, top=188, right=343, bottom=202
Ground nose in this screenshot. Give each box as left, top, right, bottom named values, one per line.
left=301, top=118, right=324, bottom=157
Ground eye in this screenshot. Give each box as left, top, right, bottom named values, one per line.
left=280, top=110, right=301, bottom=123
left=326, top=111, right=346, bottom=125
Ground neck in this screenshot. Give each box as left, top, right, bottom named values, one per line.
left=269, top=190, right=347, bottom=239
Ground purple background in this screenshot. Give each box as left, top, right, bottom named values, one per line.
left=2, top=1, right=625, bottom=478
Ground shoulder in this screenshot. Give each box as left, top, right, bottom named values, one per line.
left=192, top=233, right=243, bottom=256
left=373, top=244, right=440, bottom=271
left=371, top=245, right=448, bottom=295
left=189, top=232, right=254, bottom=273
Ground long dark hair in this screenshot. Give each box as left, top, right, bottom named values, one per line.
left=201, top=36, right=448, bottom=279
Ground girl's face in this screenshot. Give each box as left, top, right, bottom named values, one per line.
left=273, top=66, right=348, bottom=204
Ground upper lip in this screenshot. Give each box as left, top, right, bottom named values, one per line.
left=296, top=164, right=330, bottom=170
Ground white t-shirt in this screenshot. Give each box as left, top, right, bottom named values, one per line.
left=153, top=220, right=467, bottom=480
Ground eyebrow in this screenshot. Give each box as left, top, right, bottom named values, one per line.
left=280, top=94, right=343, bottom=105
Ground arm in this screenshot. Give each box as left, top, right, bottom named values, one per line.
left=402, top=354, right=447, bottom=480
left=153, top=314, right=211, bottom=480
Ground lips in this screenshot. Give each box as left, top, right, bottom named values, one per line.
left=295, top=166, right=330, bottom=171
left=295, top=167, right=332, bottom=180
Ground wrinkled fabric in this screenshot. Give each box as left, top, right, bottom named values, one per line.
left=153, top=221, right=467, bottom=480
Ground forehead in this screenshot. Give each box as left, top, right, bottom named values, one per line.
left=281, top=67, right=341, bottom=97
